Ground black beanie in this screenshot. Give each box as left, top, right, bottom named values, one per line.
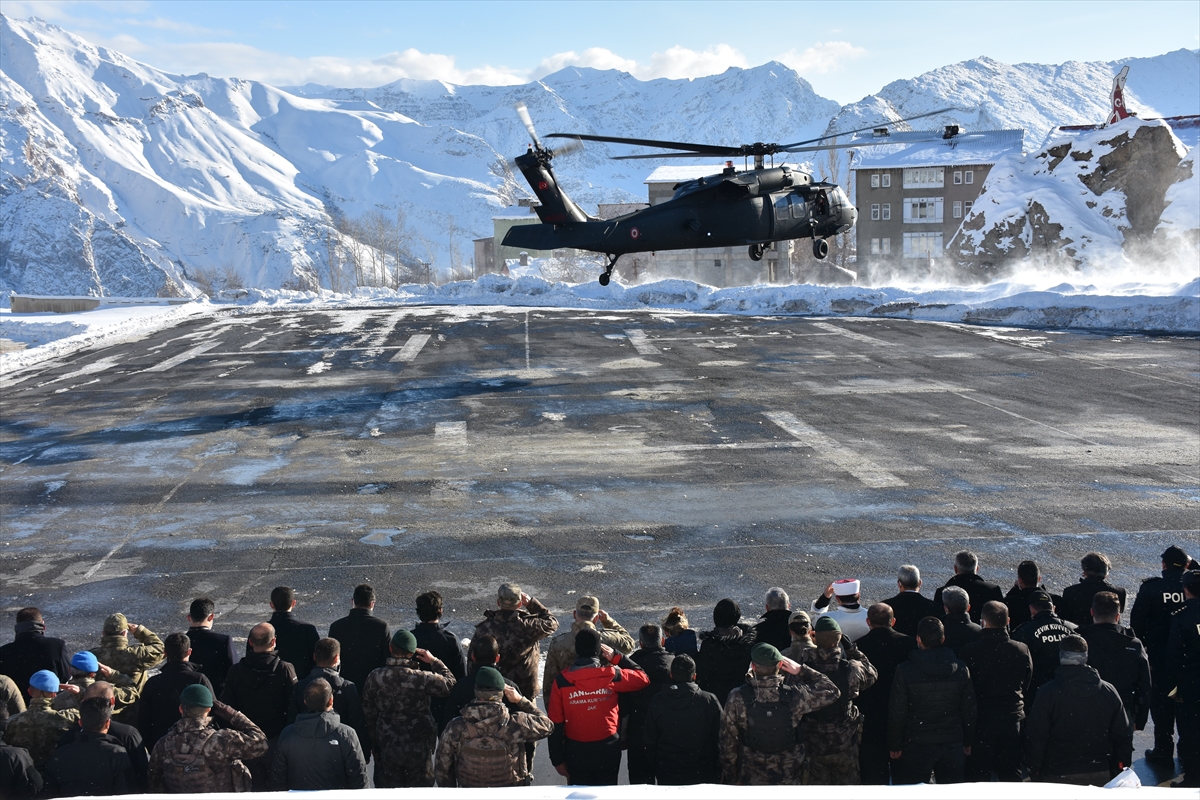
left=713, top=598, right=741, bottom=628
left=575, top=627, right=601, bottom=658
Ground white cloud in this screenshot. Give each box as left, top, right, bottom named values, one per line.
left=534, top=47, right=638, bottom=77
left=533, top=44, right=747, bottom=82
left=776, top=41, right=868, bottom=76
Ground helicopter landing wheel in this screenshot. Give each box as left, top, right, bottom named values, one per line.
left=598, top=272, right=611, bottom=286
left=748, top=243, right=765, bottom=262
left=812, top=238, right=829, bottom=260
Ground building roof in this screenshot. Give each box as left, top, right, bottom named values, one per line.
left=849, top=128, right=1024, bottom=170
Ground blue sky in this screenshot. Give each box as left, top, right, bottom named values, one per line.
left=6, top=0, right=1198, bottom=102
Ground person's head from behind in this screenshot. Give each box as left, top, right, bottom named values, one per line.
left=248, top=623, right=275, bottom=653
left=353, top=584, right=376, bottom=609
left=662, top=607, right=689, bottom=637
left=1081, top=552, right=1111, bottom=580
left=980, top=600, right=1008, bottom=629
left=1182, top=570, right=1200, bottom=600
left=954, top=551, right=979, bottom=575
left=750, top=643, right=782, bottom=676
left=789, top=609, right=813, bottom=640
left=188, top=598, right=215, bottom=625
left=917, top=617, right=945, bottom=650
left=1091, top=591, right=1121, bottom=624
left=390, top=630, right=417, bottom=659
left=83, top=681, right=116, bottom=706
left=1028, top=589, right=1054, bottom=616
left=764, top=587, right=789, bottom=612
left=469, top=634, right=500, bottom=667
left=79, top=696, right=113, bottom=735
left=416, top=591, right=443, bottom=623
left=897, top=565, right=921, bottom=591
left=473, top=667, right=506, bottom=703
left=304, top=678, right=334, bottom=714
left=179, top=683, right=213, bottom=719
left=639, top=623, right=662, bottom=650
left=1017, top=560, right=1040, bottom=589
left=271, top=586, right=296, bottom=612
left=942, top=586, right=969, bottom=617
left=314, top=637, right=340, bottom=668
left=867, top=603, right=895, bottom=630
left=712, top=598, right=741, bottom=629
left=164, top=633, right=191, bottom=664
left=1059, top=634, right=1088, bottom=666
left=670, top=654, right=697, bottom=684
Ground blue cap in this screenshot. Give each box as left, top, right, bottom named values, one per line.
left=71, top=651, right=100, bottom=673
left=30, top=670, right=59, bottom=692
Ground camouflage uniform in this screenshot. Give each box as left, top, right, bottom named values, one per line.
left=51, top=672, right=139, bottom=712
left=796, top=637, right=878, bottom=785
left=0, top=674, right=25, bottom=720
left=434, top=695, right=554, bottom=787
left=147, top=707, right=268, bottom=792
left=2, top=697, right=79, bottom=771
left=362, top=655, right=455, bottom=787
left=784, top=638, right=816, bottom=662
left=541, top=617, right=634, bottom=700
left=91, top=625, right=164, bottom=721
left=718, top=666, right=840, bottom=785
left=473, top=598, right=557, bottom=698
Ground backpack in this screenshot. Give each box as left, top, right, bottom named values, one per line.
left=160, top=726, right=253, bottom=793
left=455, top=708, right=525, bottom=787
left=740, top=683, right=800, bottom=754
left=806, top=660, right=853, bottom=724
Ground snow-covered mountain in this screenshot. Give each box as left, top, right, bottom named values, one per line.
left=1, top=14, right=1196, bottom=298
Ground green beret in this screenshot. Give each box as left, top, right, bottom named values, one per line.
left=391, top=629, right=418, bottom=654
left=751, top=642, right=783, bottom=667
left=180, top=684, right=213, bottom=708
left=475, top=667, right=506, bottom=692
left=814, top=616, right=841, bottom=633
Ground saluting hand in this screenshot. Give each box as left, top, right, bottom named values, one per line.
left=503, top=684, right=522, bottom=704
left=779, top=657, right=802, bottom=676
left=414, top=648, right=435, bottom=664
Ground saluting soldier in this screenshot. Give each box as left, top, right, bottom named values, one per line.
left=89, top=613, right=164, bottom=724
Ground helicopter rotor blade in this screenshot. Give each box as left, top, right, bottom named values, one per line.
left=612, top=152, right=736, bottom=160
left=515, top=102, right=542, bottom=149
left=549, top=136, right=584, bottom=159
left=547, top=132, right=735, bottom=156
left=778, top=107, right=961, bottom=151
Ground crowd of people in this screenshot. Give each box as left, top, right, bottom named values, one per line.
left=0, top=546, right=1196, bottom=794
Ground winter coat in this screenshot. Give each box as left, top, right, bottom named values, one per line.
left=442, top=667, right=522, bottom=731
left=887, top=647, right=976, bottom=749
left=853, top=626, right=916, bottom=745
left=185, top=626, right=238, bottom=698
left=695, top=624, right=756, bottom=706
left=959, top=627, right=1032, bottom=726
left=221, top=651, right=298, bottom=739
left=933, top=573, right=1003, bottom=624
left=1060, top=577, right=1127, bottom=627
left=796, top=639, right=877, bottom=756
left=881, top=591, right=938, bottom=638
left=328, top=608, right=391, bottom=690
left=1, top=742, right=42, bottom=798
left=0, top=676, right=25, bottom=723
left=1003, top=583, right=1063, bottom=631
left=942, top=611, right=983, bottom=656
left=1130, top=568, right=1187, bottom=666
left=90, top=626, right=165, bottom=699
left=44, top=730, right=136, bottom=796
left=0, top=624, right=70, bottom=703
left=137, top=661, right=214, bottom=749
left=473, top=597, right=558, bottom=699
left=643, top=680, right=723, bottom=784
left=261, top=611, right=320, bottom=681
left=1013, top=610, right=1078, bottom=700
left=1165, top=597, right=1200, bottom=703
left=147, top=708, right=267, bottom=793
left=542, top=618, right=634, bottom=701
left=360, top=655, right=455, bottom=786
left=664, top=629, right=698, bottom=657
left=1024, top=664, right=1132, bottom=777
left=60, top=716, right=150, bottom=790
left=620, top=646, right=675, bottom=748
left=413, top=622, right=467, bottom=680
left=271, top=710, right=367, bottom=790
left=2, top=697, right=78, bottom=771
left=290, top=666, right=371, bottom=755
left=435, top=696, right=552, bottom=787
left=547, top=652, right=650, bottom=755
left=1079, top=622, right=1152, bottom=728
left=753, top=609, right=794, bottom=652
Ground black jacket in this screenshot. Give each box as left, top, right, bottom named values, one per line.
left=1003, top=583, right=1060, bottom=631
left=959, top=627, right=1032, bottom=725
left=1130, top=568, right=1187, bottom=666
left=271, top=710, right=368, bottom=790
left=59, top=719, right=148, bottom=790
left=261, top=611, right=320, bottom=681
left=1, top=743, right=42, bottom=799
left=290, top=666, right=371, bottom=755
left=695, top=624, right=755, bottom=706
left=854, top=626, right=917, bottom=743
left=1013, top=610, right=1078, bottom=701
left=620, top=646, right=674, bottom=747
left=185, top=625, right=237, bottom=698
left=1060, top=577, right=1127, bottom=628
left=1079, top=623, right=1152, bottom=729
left=45, top=730, right=135, bottom=797
left=942, top=611, right=983, bottom=656
left=441, top=666, right=522, bottom=731
left=932, top=573, right=1003, bottom=624
left=136, top=661, right=214, bottom=749
left=413, top=622, right=466, bottom=679
left=0, top=625, right=70, bottom=702
left=887, top=647, right=976, bottom=749
left=1165, top=597, right=1200, bottom=704
left=881, top=592, right=938, bottom=638
left=222, top=651, right=298, bottom=739
left=328, top=608, right=391, bottom=690
left=753, top=609, right=793, bottom=652
left=642, top=680, right=723, bottom=785
left=1024, top=664, right=1132, bottom=777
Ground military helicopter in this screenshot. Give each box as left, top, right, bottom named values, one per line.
left=502, top=104, right=959, bottom=285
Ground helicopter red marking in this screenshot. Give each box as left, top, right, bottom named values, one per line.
left=630, top=227, right=640, bottom=240
left=538, top=180, right=549, bottom=190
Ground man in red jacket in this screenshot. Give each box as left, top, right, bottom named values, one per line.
left=547, top=628, right=649, bottom=785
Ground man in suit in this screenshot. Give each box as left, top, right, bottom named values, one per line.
left=329, top=584, right=391, bottom=691
left=854, top=603, right=916, bottom=785
left=186, top=598, right=238, bottom=698
left=0, top=609, right=70, bottom=703
left=933, top=551, right=1003, bottom=624
left=260, top=587, right=320, bottom=681
left=1060, top=553, right=1127, bottom=628
left=883, top=565, right=938, bottom=638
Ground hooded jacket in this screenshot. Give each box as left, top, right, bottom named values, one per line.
left=290, top=666, right=371, bottom=755
left=434, top=695, right=553, bottom=787
left=887, top=647, right=976, bottom=749
left=221, top=651, right=298, bottom=739
left=696, top=624, right=756, bottom=705
left=643, top=680, right=723, bottom=784
left=959, top=627, right=1032, bottom=725
left=1024, top=664, right=1132, bottom=777
left=547, top=652, right=650, bottom=763
left=1079, top=623, right=1152, bottom=729
left=271, top=710, right=367, bottom=790
left=44, top=730, right=136, bottom=796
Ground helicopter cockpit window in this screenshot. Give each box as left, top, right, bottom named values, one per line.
left=789, top=195, right=805, bottom=219
left=774, top=196, right=789, bottom=221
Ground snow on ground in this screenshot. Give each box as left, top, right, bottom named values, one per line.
left=2, top=268, right=1197, bottom=374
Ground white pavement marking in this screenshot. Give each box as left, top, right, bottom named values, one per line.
left=764, top=410, right=906, bottom=488
left=951, top=392, right=1102, bottom=446
left=390, top=334, right=431, bottom=363
left=435, top=421, right=467, bottom=447
left=142, top=342, right=219, bottom=372
left=36, top=355, right=122, bottom=387
left=599, top=357, right=661, bottom=370
left=810, top=321, right=895, bottom=347
left=525, top=312, right=531, bottom=370
left=624, top=329, right=661, bottom=355
left=800, top=379, right=970, bottom=395
left=81, top=476, right=190, bottom=580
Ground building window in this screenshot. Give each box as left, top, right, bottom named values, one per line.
left=903, top=168, right=944, bottom=188
left=903, top=197, right=944, bottom=224
left=965, top=170, right=974, bottom=184
left=870, top=238, right=880, bottom=255
left=881, top=203, right=891, bottom=220
left=882, top=238, right=891, bottom=255
left=953, top=200, right=963, bottom=219
left=714, top=259, right=722, bottom=268
left=953, top=171, right=963, bottom=185
left=964, top=200, right=973, bottom=215
left=881, top=173, right=891, bottom=188
left=903, top=231, right=944, bottom=258
left=871, top=174, right=880, bottom=188
left=871, top=203, right=880, bottom=221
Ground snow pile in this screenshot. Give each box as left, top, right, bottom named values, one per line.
left=951, top=118, right=1195, bottom=276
